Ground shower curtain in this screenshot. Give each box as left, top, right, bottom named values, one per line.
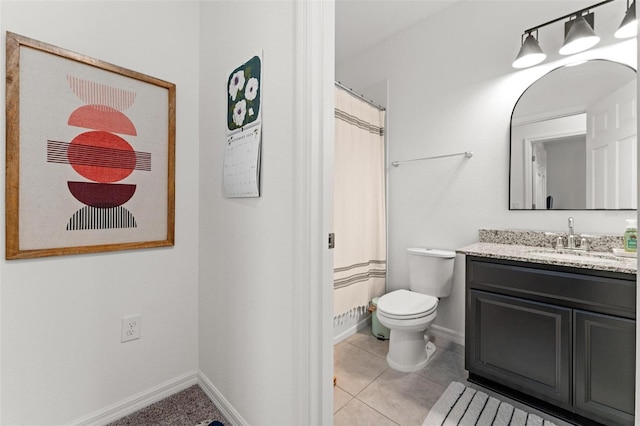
left=333, top=86, right=386, bottom=322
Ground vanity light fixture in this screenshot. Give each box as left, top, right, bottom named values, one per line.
left=512, top=31, right=546, bottom=69
left=559, top=13, right=600, bottom=55
left=512, top=0, right=631, bottom=69
left=615, top=0, right=637, bottom=38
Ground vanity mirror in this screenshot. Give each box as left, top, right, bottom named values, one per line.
left=510, top=60, right=637, bottom=210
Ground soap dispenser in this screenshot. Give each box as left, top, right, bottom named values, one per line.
left=624, top=219, right=637, bottom=252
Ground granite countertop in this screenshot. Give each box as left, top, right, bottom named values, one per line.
left=457, top=229, right=637, bottom=275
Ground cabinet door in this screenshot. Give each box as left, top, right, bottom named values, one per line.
left=574, top=310, right=636, bottom=426
left=467, top=290, right=571, bottom=406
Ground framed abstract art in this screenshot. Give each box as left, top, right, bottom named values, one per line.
left=5, top=32, right=175, bottom=259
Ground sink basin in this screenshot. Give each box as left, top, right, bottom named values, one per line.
left=527, top=249, right=628, bottom=266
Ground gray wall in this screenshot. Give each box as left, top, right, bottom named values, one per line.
left=545, top=136, right=587, bottom=209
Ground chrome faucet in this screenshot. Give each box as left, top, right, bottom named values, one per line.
left=556, top=217, right=588, bottom=250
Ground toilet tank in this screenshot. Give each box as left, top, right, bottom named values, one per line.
left=407, top=248, right=456, bottom=297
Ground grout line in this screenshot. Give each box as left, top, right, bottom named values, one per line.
left=333, top=388, right=355, bottom=415
left=346, top=340, right=389, bottom=360
left=350, top=363, right=389, bottom=400
left=355, top=397, right=402, bottom=426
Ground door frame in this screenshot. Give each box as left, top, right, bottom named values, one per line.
left=523, top=129, right=585, bottom=209
left=292, top=1, right=335, bottom=424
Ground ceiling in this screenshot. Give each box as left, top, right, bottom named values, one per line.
left=335, top=0, right=457, bottom=63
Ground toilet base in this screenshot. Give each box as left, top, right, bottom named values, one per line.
left=386, top=329, right=437, bottom=373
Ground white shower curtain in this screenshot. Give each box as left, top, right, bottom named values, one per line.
left=333, top=86, right=386, bottom=321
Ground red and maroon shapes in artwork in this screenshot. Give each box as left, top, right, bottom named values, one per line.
left=67, top=76, right=138, bottom=136
left=46, top=75, right=151, bottom=231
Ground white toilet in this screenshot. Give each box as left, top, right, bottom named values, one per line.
left=376, top=248, right=455, bottom=372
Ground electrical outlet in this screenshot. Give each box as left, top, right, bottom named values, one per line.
left=121, top=315, right=141, bottom=342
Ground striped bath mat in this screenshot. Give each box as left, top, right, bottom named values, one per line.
left=422, top=382, right=557, bottom=426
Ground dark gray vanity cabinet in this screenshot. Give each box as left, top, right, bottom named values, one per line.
left=468, top=290, right=572, bottom=407
left=465, top=255, right=636, bottom=426
left=574, top=310, right=635, bottom=425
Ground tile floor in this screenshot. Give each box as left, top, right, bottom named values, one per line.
left=333, top=325, right=573, bottom=426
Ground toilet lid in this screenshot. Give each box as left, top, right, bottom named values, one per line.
left=377, top=289, right=438, bottom=318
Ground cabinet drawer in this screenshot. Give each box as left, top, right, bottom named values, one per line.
left=467, top=256, right=636, bottom=318
left=467, top=290, right=572, bottom=407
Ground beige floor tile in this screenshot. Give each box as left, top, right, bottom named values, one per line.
left=416, top=347, right=467, bottom=387
left=358, top=369, right=446, bottom=426
left=334, top=399, right=399, bottom=426
left=334, top=326, right=571, bottom=426
left=432, top=335, right=465, bottom=356
left=334, top=341, right=389, bottom=396
left=334, top=386, right=353, bottom=413
left=346, top=328, right=390, bottom=359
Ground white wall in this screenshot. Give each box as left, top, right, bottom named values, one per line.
left=0, top=2, right=201, bottom=424
left=336, top=1, right=637, bottom=340
left=198, top=2, right=298, bottom=424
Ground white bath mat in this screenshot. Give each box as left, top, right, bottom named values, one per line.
left=422, top=381, right=558, bottom=426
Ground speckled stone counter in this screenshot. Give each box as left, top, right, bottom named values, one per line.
left=477, top=229, right=623, bottom=252
left=458, top=229, right=636, bottom=275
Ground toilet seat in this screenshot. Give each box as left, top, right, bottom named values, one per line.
left=377, top=289, right=438, bottom=320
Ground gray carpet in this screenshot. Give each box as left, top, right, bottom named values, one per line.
left=423, top=381, right=557, bottom=426
left=108, top=385, right=227, bottom=426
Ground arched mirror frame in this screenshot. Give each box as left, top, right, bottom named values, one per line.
left=509, top=59, right=637, bottom=211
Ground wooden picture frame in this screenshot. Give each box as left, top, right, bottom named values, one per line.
left=5, top=32, right=175, bottom=259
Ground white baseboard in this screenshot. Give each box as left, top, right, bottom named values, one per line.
left=430, top=324, right=465, bottom=348
left=333, top=314, right=371, bottom=344
left=70, top=370, right=246, bottom=426
left=198, top=371, right=248, bottom=426
left=71, top=371, right=198, bottom=426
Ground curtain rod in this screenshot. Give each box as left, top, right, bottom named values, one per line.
left=391, top=151, right=473, bottom=167
left=335, top=81, right=386, bottom=111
